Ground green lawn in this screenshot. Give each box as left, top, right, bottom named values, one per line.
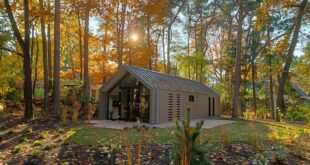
left=66, top=120, right=308, bottom=147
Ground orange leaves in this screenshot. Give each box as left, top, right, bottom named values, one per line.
left=255, top=0, right=296, bottom=31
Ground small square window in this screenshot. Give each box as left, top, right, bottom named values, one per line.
left=189, top=95, right=194, bottom=102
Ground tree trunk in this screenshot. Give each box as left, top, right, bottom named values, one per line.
left=47, top=0, right=53, bottom=98
left=83, top=0, right=91, bottom=110
left=162, top=27, right=166, bottom=72
left=119, top=1, right=126, bottom=68
left=78, top=11, right=83, bottom=81
left=4, top=0, right=33, bottom=119
left=32, top=31, right=39, bottom=97
left=232, top=1, right=244, bottom=119
left=276, top=0, right=307, bottom=121
left=147, top=14, right=152, bottom=70
left=116, top=3, right=121, bottom=69
left=251, top=58, right=257, bottom=113
left=167, top=26, right=171, bottom=74
left=53, top=0, right=61, bottom=120
left=39, top=0, right=49, bottom=110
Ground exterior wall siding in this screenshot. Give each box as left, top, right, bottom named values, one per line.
left=157, top=89, right=220, bottom=123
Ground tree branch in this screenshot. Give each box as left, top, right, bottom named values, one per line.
left=4, top=0, right=25, bottom=48
left=0, top=47, right=24, bottom=57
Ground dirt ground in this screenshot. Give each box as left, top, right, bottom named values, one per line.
left=0, top=103, right=309, bottom=165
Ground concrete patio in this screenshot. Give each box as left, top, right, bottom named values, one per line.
left=87, top=118, right=236, bottom=130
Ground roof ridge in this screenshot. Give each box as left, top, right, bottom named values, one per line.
left=126, top=65, right=205, bottom=85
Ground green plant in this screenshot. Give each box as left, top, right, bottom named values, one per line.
left=219, top=125, right=231, bottom=147
left=257, top=106, right=269, bottom=120
left=284, top=105, right=309, bottom=122
left=270, top=142, right=288, bottom=163
left=39, top=130, right=49, bottom=139
left=19, top=136, right=28, bottom=143
left=32, top=149, right=43, bottom=156
left=4, top=89, right=22, bottom=101
left=247, top=122, right=263, bottom=150
left=44, top=144, right=52, bottom=150
left=58, top=127, right=65, bottom=133
left=172, top=108, right=210, bottom=165
left=33, top=140, right=41, bottom=146
left=13, top=146, right=22, bottom=153
left=26, top=127, right=33, bottom=133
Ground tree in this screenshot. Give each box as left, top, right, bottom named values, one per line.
left=82, top=0, right=91, bottom=110
left=232, top=0, right=244, bottom=119
left=4, top=0, right=33, bottom=119
left=276, top=0, right=308, bottom=120
left=53, top=0, right=61, bottom=120
left=39, top=0, right=49, bottom=110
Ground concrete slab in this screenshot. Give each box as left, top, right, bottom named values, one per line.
left=87, top=119, right=236, bottom=130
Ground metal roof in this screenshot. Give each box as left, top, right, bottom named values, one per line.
left=126, top=66, right=218, bottom=95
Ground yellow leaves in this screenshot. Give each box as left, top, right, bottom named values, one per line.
left=256, top=0, right=296, bottom=31
left=269, top=30, right=292, bottom=55
left=255, top=5, right=270, bottom=31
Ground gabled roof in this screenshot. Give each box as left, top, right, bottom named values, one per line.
left=101, top=65, right=218, bottom=95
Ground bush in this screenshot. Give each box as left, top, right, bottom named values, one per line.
left=4, top=89, right=22, bottom=101
left=39, top=130, right=49, bottom=139
left=33, top=140, right=41, bottom=146
left=13, top=146, right=22, bottom=153
left=257, top=106, right=269, bottom=120
left=44, top=144, right=52, bottom=150
left=219, top=126, right=231, bottom=147
left=284, top=105, right=309, bottom=122
left=32, top=149, right=43, bottom=156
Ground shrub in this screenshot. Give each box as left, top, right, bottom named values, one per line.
left=19, top=136, right=28, bottom=143
left=4, top=89, right=22, bottom=101
left=172, top=108, right=210, bottom=165
left=257, top=106, right=269, bottom=120
left=58, top=127, right=65, bottom=133
left=33, top=140, right=41, bottom=146
left=32, top=149, right=43, bottom=156
left=13, top=146, right=22, bottom=153
left=61, top=104, right=68, bottom=123
left=284, top=105, right=309, bottom=122
left=247, top=122, right=263, bottom=150
left=44, top=144, right=52, bottom=150
left=26, top=127, right=33, bottom=133
left=39, top=130, right=49, bottom=139
left=219, top=125, right=231, bottom=147
left=72, top=102, right=81, bottom=122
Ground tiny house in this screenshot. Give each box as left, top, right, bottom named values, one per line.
left=98, top=65, right=220, bottom=124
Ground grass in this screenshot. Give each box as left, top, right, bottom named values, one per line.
left=66, top=120, right=308, bottom=147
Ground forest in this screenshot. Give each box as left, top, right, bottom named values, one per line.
left=0, top=0, right=309, bottom=164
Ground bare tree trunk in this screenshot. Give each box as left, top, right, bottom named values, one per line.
left=119, top=1, right=126, bottom=68
left=232, top=1, right=244, bottom=119
left=167, top=26, right=171, bottom=74
left=32, top=31, right=39, bottom=97
left=162, top=27, right=166, bottom=72
left=4, top=0, right=33, bottom=119
left=39, top=0, right=49, bottom=110
left=147, top=14, right=152, bottom=70
left=276, top=0, right=307, bottom=121
left=78, top=11, right=83, bottom=81
left=83, top=0, right=91, bottom=111
left=47, top=0, right=53, bottom=98
left=116, top=3, right=121, bottom=69
left=251, top=58, right=257, bottom=113
left=187, top=15, right=191, bottom=79
left=53, top=0, right=61, bottom=120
